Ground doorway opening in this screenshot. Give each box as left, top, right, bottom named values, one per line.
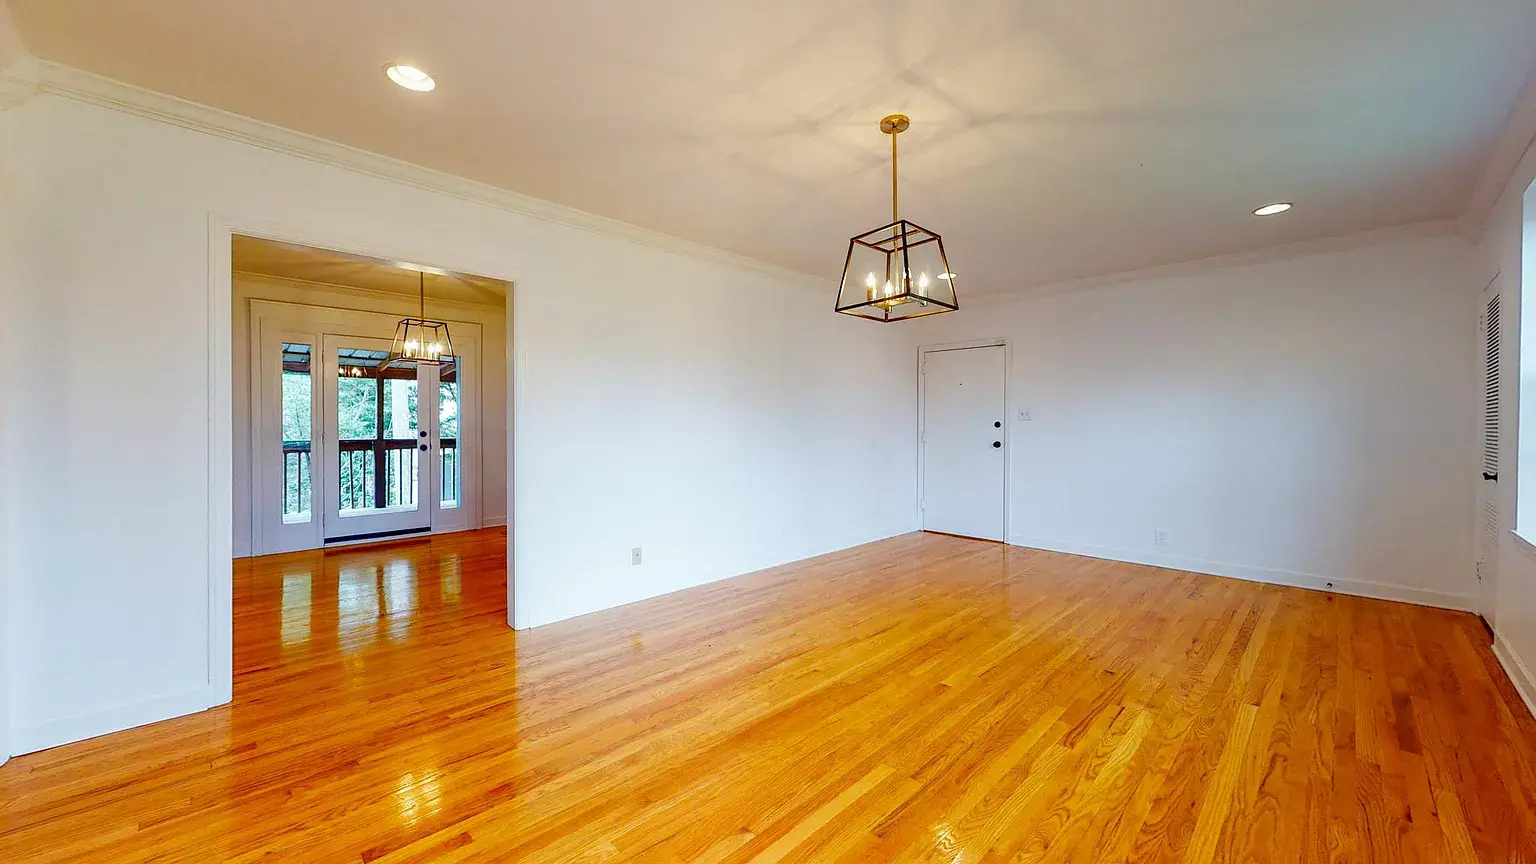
left=232, top=235, right=508, bottom=554
left=225, top=233, right=512, bottom=708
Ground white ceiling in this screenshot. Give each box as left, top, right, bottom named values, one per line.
left=11, top=1, right=1536, bottom=294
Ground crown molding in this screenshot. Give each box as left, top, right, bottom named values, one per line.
left=19, top=58, right=829, bottom=290
left=1461, top=67, right=1536, bottom=241
left=0, top=74, right=32, bottom=111
left=963, top=218, right=1462, bottom=310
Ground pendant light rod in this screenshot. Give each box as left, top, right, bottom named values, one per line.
left=881, top=114, right=909, bottom=224
left=418, top=271, right=426, bottom=320
left=833, top=113, right=956, bottom=323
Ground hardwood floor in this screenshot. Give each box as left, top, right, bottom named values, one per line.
left=3, top=529, right=1535, bottom=862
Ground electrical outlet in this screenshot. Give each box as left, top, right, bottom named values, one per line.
left=631, top=547, right=643, bottom=566
left=1153, top=530, right=1169, bottom=546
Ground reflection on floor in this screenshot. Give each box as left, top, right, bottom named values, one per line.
left=259, top=536, right=471, bottom=656
left=1, top=528, right=508, bottom=862
left=3, top=529, right=1535, bottom=862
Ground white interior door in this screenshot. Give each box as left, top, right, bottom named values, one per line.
left=922, top=345, right=1006, bottom=541
left=321, top=335, right=437, bottom=544
left=1476, top=277, right=1502, bottom=628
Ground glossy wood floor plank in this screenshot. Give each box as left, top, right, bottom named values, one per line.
left=3, top=529, right=1535, bottom=862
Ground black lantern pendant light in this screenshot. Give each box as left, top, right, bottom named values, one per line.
left=835, top=115, right=958, bottom=322
left=385, top=271, right=455, bottom=371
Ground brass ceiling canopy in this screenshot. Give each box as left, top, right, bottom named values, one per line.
left=834, top=114, right=958, bottom=322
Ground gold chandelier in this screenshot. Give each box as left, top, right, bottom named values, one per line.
left=834, top=115, right=958, bottom=322
left=385, top=271, right=455, bottom=371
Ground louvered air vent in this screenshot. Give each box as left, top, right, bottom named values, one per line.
left=1484, top=293, right=1500, bottom=481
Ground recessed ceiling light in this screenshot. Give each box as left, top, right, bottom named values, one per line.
left=385, top=64, right=435, bottom=92
left=1253, top=202, right=1293, bottom=217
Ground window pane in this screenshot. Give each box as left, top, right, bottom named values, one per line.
left=440, top=360, right=460, bottom=508
left=280, top=342, right=312, bottom=523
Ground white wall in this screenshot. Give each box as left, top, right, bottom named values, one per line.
left=911, top=233, right=1477, bottom=609
left=0, top=101, right=18, bottom=765
left=509, top=238, right=917, bottom=626
left=0, top=0, right=32, bottom=770
left=1481, top=138, right=1536, bottom=716
left=230, top=273, right=510, bottom=557
left=4, top=94, right=916, bottom=755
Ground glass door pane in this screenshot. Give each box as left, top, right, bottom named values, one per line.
left=382, top=374, right=422, bottom=509
left=261, top=328, right=323, bottom=556
left=280, top=342, right=313, bottom=524
left=323, top=338, right=431, bottom=543
left=438, top=358, right=460, bottom=509
left=335, top=356, right=376, bottom=512
left=336, top=346, right=420, bottom=516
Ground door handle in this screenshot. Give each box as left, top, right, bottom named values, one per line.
left=992, top=441, right=1002, bottom=448
left=419, top=444, right=429, bottom=452
left=1484, top=471, right=1498, bottom=482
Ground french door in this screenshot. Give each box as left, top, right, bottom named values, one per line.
left=254, top=310, right=475, bottom=554
left=320, top=335, right=437, bottom=543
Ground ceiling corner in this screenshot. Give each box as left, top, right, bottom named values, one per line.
left=1461, top=65, right=1536, bottom=240
left=0, top=1, right=27, bottom=70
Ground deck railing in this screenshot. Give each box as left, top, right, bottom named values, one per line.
left=339, top=439, right=418, bottom=510
left=282, top=438, right=457, bottom=517
left=440, top=437, right=459, bottom=505
left=283, top=441, right=312, bottom=518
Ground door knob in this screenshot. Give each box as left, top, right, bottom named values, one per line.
left=419, top=430, right=428, bottom=438
left=992, top=441, right=1002, bottom=448
left=419, top=444, right=429, bottom=452
left=994, top=421, right=1001, bottom=428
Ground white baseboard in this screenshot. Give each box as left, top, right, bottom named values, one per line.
left=517, top=523, right=917, bottom=631
left=1008, top=536, right=1475, bottom=613
left=11, top=686, right=216, bottom=757
left=1494, top=633, right=1536, bottom=722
